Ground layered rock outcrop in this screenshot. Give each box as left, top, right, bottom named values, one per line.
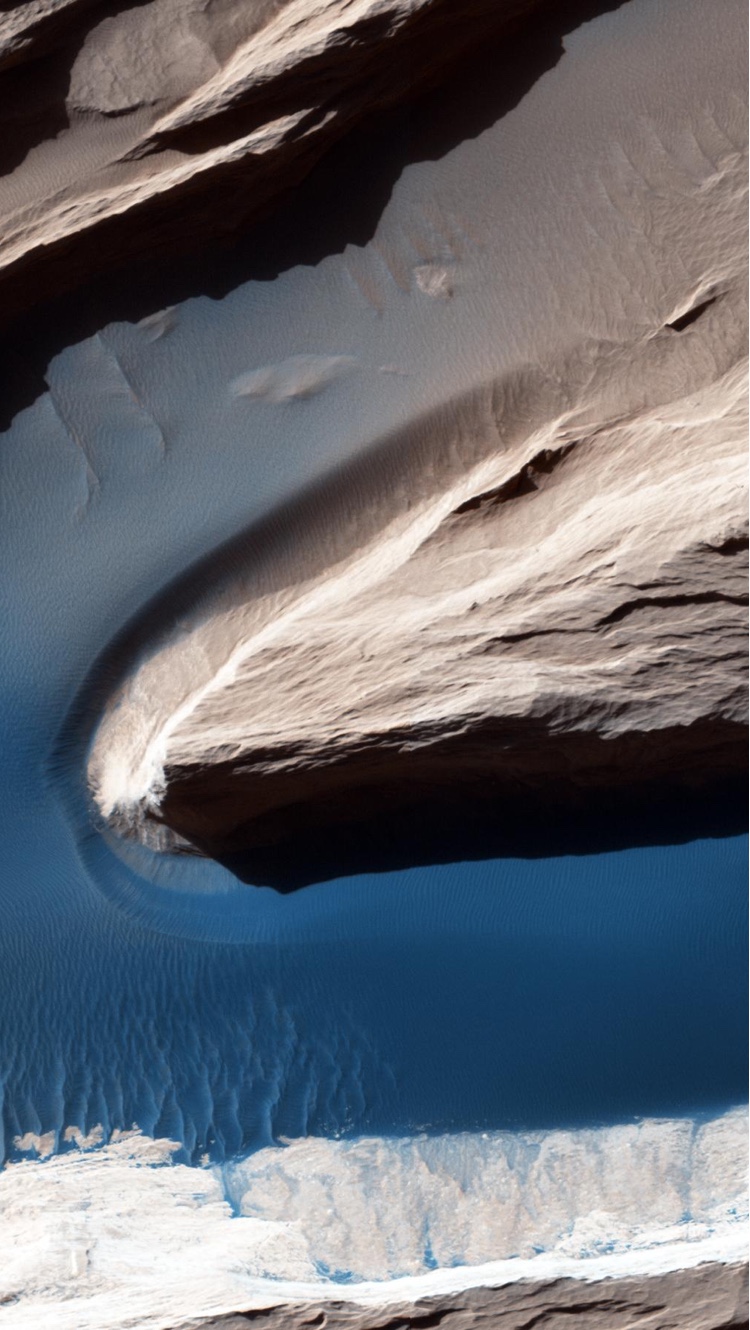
left=74, top=0, right=747, bottom=884
left=0, top=0, right=570, bottom=322
left=181, top=1264, right=750, bottom=1330
left=1, top=0, right=747, bottom=1326
left=89, top=334, right=748, bottom=883
left=3, top=1115, right=747, bottom=1329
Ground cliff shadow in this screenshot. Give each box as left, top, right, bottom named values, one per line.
left=217, top=775, right=748, bottom=891
left=0, top=0, right=632, bottom=431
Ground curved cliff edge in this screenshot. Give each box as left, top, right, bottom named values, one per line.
left=66, top=0, right=748, bottom=886
left=88, top=347, right=748, bottom=886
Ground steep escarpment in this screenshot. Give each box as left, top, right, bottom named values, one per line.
left=78, top=0, right=748, bottom=884
left=4, top=1113, right=748, bottom=1327
left=88, top=346, right=748, bottom=883
left=0, top=0, right=604, bottom=325
left=0, top=0, right=747, bottom=1326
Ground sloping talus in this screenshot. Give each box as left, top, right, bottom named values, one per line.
left=88, top=351, right=748, bottom=880
left=77, top=0, right=748, bottom=886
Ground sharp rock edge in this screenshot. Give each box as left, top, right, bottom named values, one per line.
left=88, top=353, right=749, bottom=870
left=0, top=0, right=551, bottom=321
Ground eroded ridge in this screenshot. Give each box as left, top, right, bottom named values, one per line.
left=0, top=0, right=554, bottom=322
left=87, top=340, right=748, bottom=877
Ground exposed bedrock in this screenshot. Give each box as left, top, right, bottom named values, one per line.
left=179, top=1263, right=750, bottom=1330
left=68, top=0, right=747, bottom=884
left=89, top=344, right=749, bottom=885
left=0, top=0, right=618, bottom=329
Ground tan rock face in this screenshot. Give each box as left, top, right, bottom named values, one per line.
left=0, top=0, right=746, bottom=1324
left=0, top=0, right=549, bottom=322
left=167, top=376, right=746, bottom=845
left=89, top=344, right=748, bottom=879
left=179, top=1263, right=750, bottom=1330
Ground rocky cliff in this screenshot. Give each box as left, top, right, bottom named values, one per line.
left=84, top=91, right=748, bottom=881
left=0, top=0, right=572, bottom=322
left=180, top=1264, right=750, bottom=1330
left=1, top=0, right=747, bottom=1324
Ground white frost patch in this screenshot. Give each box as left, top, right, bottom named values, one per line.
left=0, top=1109, right=746, bottom=1330
left=224, top=1110, right=749, bottom=1277
left=231, top=354, right=357, bottom=402
left=413, top=263, right=454, bottom=299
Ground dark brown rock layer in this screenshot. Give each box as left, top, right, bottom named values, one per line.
left=158, top=724, right=748, bottom=888
left=175, top=1262, right=750, bottom=1330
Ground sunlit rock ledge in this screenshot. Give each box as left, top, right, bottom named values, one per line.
left=0, top=0, right=559, bottom=323
left=88, top=353, right=748, bottom=880
left=2, top=1110, right=747, bottom=1330
left=182, top=1267, right=749, bottom=1330
left=76, top=0, right=748, bottom=881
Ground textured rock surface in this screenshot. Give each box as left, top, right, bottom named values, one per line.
left=89, top=320, right=748, bottom=879
left=4, top=0, right=746, bottom=883
left=154, top=361, right=748, bottom=872
left=79, top=0, right=749, bottom=881
left=0, top=0, right=557, bottom=321
left=2, top=1116, right=747, bottom=1330
left=181, top=1264, right=750, bottom=1330
left=1, top=0, right=747, bottom=1326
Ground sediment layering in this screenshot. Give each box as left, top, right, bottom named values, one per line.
left=90, top=352, right=748, bottom=874
left=0, top=0, right=747, bottom=1327
left=0, top=0, right=563, bottom=320
left=183, top=1267, right=750, bottom=1330
left=2, top=1112, right=747, bottom=1330
left=82, top=7, right=749, bottom=875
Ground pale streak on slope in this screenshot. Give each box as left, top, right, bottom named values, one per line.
left=66, top=0, right=746, bottom=842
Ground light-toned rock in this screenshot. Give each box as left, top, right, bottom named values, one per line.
left=89, top=337, right=748, bottom=872
left=1, top=1114, right=747, bottom=1330
left=75, top=0, right=748, bottom=878
left=0, top=2, right=746, bottom=1329
left=0, top=0, right=544, bottom=320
